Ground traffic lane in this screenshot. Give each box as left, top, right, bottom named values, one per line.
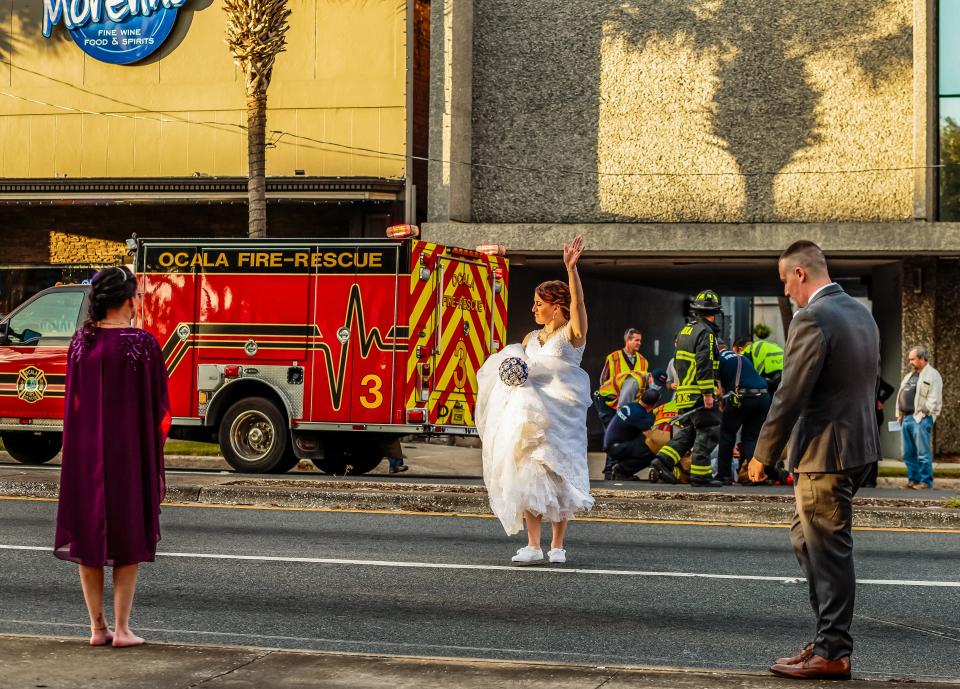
left=0, top=546, right=958, bottom=678
left=0, top=498, right=957, bottom=583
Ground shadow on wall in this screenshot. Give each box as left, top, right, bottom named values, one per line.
left=0, top=1, right=60, bottom=66
left=472, top=0, right=912, bottom=223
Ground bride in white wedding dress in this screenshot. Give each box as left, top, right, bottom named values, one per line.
left=476, top=236, right=593, bottom=566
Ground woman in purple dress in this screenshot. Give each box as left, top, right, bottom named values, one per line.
left=54, top=266, right=170, bottom=648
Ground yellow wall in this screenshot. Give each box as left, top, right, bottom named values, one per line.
left=0, top=0, right=406, bottom=178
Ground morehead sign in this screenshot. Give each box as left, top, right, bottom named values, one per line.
left=42, top=0, right=188, bottom=65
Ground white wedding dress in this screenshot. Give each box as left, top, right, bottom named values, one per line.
left=476, top=323, right=594, bottom=535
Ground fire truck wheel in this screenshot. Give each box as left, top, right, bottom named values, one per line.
left=312, top=435, right=384, bottom=475
left=269, top=445, right=302, bottom=474
left=1, top=431, right=62, bottom=465
left=218, top=398, right=290, bottom=473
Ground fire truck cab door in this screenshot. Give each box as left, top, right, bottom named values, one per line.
left=0, top=287, right=87, bottom=422
left=434, top=255, right=494, bottom=426
left=140, top=245, right=201, bottom=421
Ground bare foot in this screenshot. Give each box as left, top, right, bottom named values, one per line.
left=90, top=627, right=114, bottom=646
left=112, top=630, right=145, bottom=648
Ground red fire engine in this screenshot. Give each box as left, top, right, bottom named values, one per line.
left=0, top=232, right=509, bottom=474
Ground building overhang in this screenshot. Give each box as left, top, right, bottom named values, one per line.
left=423, top=221, right=960, bottom=259
left=0, top=177, right=405, bottom=204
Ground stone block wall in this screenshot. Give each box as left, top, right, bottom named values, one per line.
left=48, top=232, right=126, bottom=265
left=901, top=258, right=960, bottom=455
left=471, top=0, right=914, bottom=224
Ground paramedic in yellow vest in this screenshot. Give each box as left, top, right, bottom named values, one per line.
left=740, top=336, right=785, bottom=396
left=596, top=328, right=649, bottom=426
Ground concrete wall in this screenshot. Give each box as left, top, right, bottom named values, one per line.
left=469, top=0, right=914, bottom=224
left=0, top=0, right=406, bottom=178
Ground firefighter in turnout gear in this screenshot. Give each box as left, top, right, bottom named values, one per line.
left=650, top=290, right=723, bottom=487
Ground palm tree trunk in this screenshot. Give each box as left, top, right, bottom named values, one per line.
left=246, top=92, right=268, bottom=238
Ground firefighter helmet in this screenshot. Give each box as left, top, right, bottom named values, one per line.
left=691, top=289, right=722, bottom=314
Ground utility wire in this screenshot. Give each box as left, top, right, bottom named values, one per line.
left=0, top=86, right=945, bottom=179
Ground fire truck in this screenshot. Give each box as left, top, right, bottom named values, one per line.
left=0, top=232, right=509, bottom=474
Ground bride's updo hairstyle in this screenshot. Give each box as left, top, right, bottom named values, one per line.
left=535, top=280, right=571, bottom=320
left=86, top=266, right=137, bottom=326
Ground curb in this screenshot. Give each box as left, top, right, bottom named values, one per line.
left=2, top=476, right=958, bottom=529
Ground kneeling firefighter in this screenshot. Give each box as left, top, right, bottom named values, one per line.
left=650, top=290, right=723, bottom=487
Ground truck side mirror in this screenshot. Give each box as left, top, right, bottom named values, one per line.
left=21, top=328, right=41, bottom=346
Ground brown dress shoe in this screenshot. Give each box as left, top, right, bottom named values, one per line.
left=776, top=642, right=814, bottom=666
left=770, top=653, right=851, bottom=680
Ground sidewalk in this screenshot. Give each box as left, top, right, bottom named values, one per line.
left=2, top=635, right=957, bottom=689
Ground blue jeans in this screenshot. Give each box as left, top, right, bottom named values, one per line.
left=901, top=415, right=934, bottom=486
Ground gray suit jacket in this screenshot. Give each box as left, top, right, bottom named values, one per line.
left=754, top=284, right=881, bottom=473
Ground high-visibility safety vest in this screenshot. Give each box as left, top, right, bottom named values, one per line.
left=652, top=399, right=678, bottom=430
left=673, top=317, right=720, bottom=411
left=744, top=340, right=784, bottom=379
left=598, top=349, right=649, bottom=408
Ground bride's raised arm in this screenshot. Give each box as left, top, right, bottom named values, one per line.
left=563, top=235, right=587, bottom=347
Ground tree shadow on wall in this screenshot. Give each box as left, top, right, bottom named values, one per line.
left=470, top=0, right=911, bottom=223
left=0, top=1, right=65, bottom=71
left=607, top=0, right=912, bottom=221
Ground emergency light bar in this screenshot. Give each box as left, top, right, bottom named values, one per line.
left=386, top=224, right=420, bottom=239
left=476, top=244, right=507, bottom=256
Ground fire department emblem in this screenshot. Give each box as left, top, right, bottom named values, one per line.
left=16, top=366, right=47, bottom=404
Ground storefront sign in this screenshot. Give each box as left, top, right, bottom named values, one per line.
left=42, top=0, right=188, bottom=65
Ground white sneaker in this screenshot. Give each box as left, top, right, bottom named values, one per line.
left=511, top=546, right=544, bottom=565
left=547, top=548, right=566, bottom=564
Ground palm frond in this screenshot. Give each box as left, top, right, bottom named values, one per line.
left=223, top=0, right=292, bottom=96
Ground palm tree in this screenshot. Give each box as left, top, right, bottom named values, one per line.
left=224, top=0, right=291, bottom=238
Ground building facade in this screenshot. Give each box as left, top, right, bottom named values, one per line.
left=0, top=0, right=430, bottom=311
left=426, top=0, right=960, bottom=455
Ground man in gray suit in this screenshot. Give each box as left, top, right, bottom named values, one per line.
left=748, top=240, right=879, bottom=681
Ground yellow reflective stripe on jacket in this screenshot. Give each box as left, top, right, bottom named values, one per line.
left=659, top=445, right=682, bottom=463
left=689, top=463, right=713, bottom=476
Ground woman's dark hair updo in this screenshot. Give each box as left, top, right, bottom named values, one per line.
left=87, top=266, right=137, bottom=326
left=535, top=280, right=571, bottom=320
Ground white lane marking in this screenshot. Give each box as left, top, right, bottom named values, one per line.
left=3, top=544, right=959, bottom=588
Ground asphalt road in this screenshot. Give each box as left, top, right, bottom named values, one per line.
left=0, top=498, right=958, bottom=679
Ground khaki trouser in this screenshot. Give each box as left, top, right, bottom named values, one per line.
left=791, top=466, right=872, bottom=660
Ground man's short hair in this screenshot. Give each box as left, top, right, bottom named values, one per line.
left=780, top=240, right=828, bottom=277
left=733, top=336, right=752, bottom=350
left=623, top=328, right=641, bottom=340
left=910, top=345, right=930, bottom=361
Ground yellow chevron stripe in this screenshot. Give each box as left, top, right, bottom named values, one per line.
left=406, top=242, right=439, bottom=408
left=435, top=266, right=490, bottom=393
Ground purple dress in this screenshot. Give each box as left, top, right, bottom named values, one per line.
left=54, top=327, right=170, bottom=567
